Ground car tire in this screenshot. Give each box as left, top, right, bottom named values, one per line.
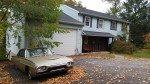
left=63, top=70, right=68, bottom=73
left=28, top=68, right=33, bottom=80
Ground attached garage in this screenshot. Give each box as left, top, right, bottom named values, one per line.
left=52, top=29, right=77, bottom=56
left=52, top=13, right=83, bottom=56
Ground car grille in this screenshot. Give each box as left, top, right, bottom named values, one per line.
left=48, top=65, right=67, bottom=71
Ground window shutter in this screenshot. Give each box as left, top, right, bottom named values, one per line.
left=97, top=18, right=99, bottom=28
left=90, top=17, right=92, bottom=27
left=116, top=22, right=117, bottom=30
left=110, top=21, right=112, bottom=30
left=83, top=16, right=85, bottom=23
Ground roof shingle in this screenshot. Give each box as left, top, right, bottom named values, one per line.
left=66, top=5, right=129, bottom=23
left=59, top=13, right=83, bottom=26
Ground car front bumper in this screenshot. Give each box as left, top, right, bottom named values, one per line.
left=35, top=65, right=73, bottom=77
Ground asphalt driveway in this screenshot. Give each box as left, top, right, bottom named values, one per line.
left=73, top=55, right=150, bottom=84
left=1, top=54, right=150, bottom=84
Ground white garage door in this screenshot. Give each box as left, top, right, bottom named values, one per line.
left=52, top=29, right=77, bottom=56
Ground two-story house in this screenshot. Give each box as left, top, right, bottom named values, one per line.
left=6, top=5, right=130, bottom=57
left=52, top=5, right=130, bottom=56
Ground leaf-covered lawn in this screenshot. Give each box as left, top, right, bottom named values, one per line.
left=0, top=61, right=14, bottom=84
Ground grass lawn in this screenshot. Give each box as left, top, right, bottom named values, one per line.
left=128, top=49, right=150, bottom=58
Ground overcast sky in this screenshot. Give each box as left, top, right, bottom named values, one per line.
left=75, top=0, right=111, bottom=13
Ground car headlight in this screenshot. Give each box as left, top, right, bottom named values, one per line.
left=37, top=66, right=48, bottom=72
left=66, top=62, right=73, bottom=67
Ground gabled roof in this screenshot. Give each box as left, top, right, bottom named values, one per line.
left=66, top=5, right=129, bottom=23
left=59, top=12, right=83, bottom=26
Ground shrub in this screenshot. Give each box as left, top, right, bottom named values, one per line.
left=0, top=44, right=7, bottom=60
left=144, top=43, right=150, bottom=49
left=111, top=40, right=135, bottom=54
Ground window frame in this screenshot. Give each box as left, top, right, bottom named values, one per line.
left=121, top=23, right=127, bottom=32
left=111, top=21, right=117, bottom=30
left=98, top=19, right=103, bottom=28
left=84, top=16, right=91, bottom=27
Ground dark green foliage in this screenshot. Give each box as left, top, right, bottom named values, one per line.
left=102, top=0, right=121, bottom=16
left=120, top=0, right=150, bottom=48
left=111, top=40, right=135, bottom=54
left=144, top=43, right=150, bottom=49
left=0, top=44, right=7, bottom=60
left=64, top=0, right=85, bottom=8
left=0, top=35, right=7, bottom=60
left=0, top=0, right=66, bottom=48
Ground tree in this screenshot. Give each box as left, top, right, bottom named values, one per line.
left=0, top=0, right=12, bottom=42
left=102, top=0, right=122, bottom=16
left=64, top=0, right=85, bottom=8
left=120, top=0, right=150, bottom=48
left=0, top=0, right=66, bottom=48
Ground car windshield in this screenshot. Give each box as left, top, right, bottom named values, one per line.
left=27, top=48, right=53, bottom=58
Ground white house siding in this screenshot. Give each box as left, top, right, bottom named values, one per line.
left=52, top=29, right=78, bottom=56
left=78, top=15, right=124, bottom=45
left=6, top=12, right=25, bottom=57
left=80, top=16, right=123, bottom=36
left=6, top=25, right=25, bottom=56
left=76, top=28, right=82, bottom=55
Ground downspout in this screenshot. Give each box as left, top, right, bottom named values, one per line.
left=75, top=28, right=80, bottom=55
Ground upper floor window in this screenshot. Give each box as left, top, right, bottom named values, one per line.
left=122, top=23, right=127, bottom=32
left=111, top=21, right=117, bottom=30
left=84, top=16, right=91, bottom=27
left=97, top=19, right=103, bottom=28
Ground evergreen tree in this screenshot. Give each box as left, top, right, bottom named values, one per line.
left=120, top=0, right=150, bottom=48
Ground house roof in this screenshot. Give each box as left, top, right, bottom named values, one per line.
left=66, top=5, right=129, bottom=23
left=82, top=31, right=115, bottom=38
left=59, top=12, right=83, bottom=26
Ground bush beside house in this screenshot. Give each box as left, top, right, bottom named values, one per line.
left=144, top=33, right=150, bottom=49
left=0, top=36, right=7, bottom=60
left=111, top=40, right=135, bottom=54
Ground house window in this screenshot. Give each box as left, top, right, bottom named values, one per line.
left=98, top=19, right=103, bottom=28
left=122, top=23, right=127, bottom=32
left=84, top=16, right=91, bottom=27
left=111, top=21, right=117, bottom=30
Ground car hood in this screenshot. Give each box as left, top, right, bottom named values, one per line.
left=27, top=55, right=73, bottom=67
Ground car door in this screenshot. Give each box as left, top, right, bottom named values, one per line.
left=17, top=49, right=26, bottom=71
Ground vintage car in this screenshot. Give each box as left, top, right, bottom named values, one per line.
left=11, top=48, right=74, bottom=79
